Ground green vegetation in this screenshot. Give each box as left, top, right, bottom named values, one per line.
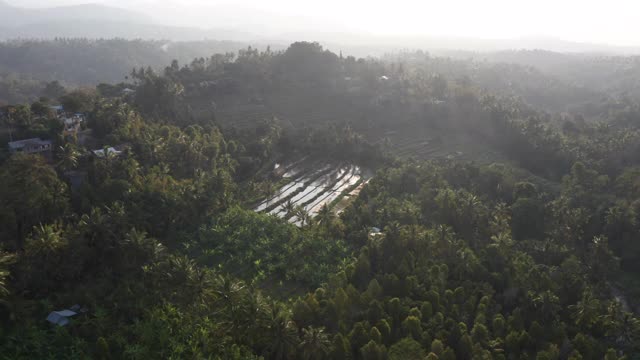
left=1, top=41, right=640, bottom=359
left=0, top=39, right=262, bottom=104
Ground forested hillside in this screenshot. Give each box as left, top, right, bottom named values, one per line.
left=472, top=50, right=640, bottom=101
left=1, top=42, right=640, bottom=359
left=0, top=39, right=267, bottom=104
left=5, top=39, right=640, bottom=115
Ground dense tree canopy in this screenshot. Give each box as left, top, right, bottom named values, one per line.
left=0, top=41, right=639, bottom=359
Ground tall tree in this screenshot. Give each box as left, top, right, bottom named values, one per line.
left=0, top=252, right=14, bottom=301
left=0, top=154, right=69, bottom=249
left=56, top=143, right=80, bottom=173
left=299, top=326, right=331, bottom=360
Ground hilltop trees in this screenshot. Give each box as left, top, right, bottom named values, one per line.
left=42, top=80, right=66, bottom=99
left=275, top=42, right=340, bottom=87
left=59, top=89, right=97, bottom=113
left=131, top=66, right=188, bottom=123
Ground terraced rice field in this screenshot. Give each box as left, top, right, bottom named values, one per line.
left=254, top=161, right=369, bottom=226
left=368, top=127, right=505, bottom=164
left=332, top=179, right=371, bottom=215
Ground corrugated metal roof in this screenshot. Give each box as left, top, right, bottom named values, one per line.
left=8, top=138, right=52, bottom=149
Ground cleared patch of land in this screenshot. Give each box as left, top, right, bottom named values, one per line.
left=254, top=160, right=371, bottom=225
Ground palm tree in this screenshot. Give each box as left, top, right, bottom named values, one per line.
left=316, top=204, right=334, bottom=226
left=302, top=212, right=313, bottom=227
left=243, top=291, right=269, bottom=344
left=212, top=275, right=249, bottom=323
left=299, top=326, right=331, bottom=360
left=569, top=288, right=600, bottom=329
left=530, top=290, right=560, bottom=322
left=295, top=206, right=311, bottom=226
left=265, top=304, right=299, bottom=360
left=601, top=300, right=638, bottom=349
left=490, top=224, right=512, bottom=247
left=25, top=224, right=65, bottom=254
left=99, top=145, right=118, bottom=170
left=0, top=252, right=15, bottom=301
left=164, top=255, right=212, bottom=304
left=385, top=221, right=401, bottom=241
left=122, top=229, right=165, bottom=265
left=57, top=143, right=80, bottom=172
left=284, top=200, right=296, bottom=217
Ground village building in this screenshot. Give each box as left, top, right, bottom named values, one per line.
left=46, top=309, right=77, bottom=326
left=49, top=105, right=64, bottom=116
left=46, top=304, right=85, bottom=326
left=122, top=88, right=136, bottom=99
left=8, top=138, right=53, bottom=155
left=63, top=113, right=85, bottom=136
left=369, top=227, right=382, bottom=235
left=92, top=147, right=122, bottom=158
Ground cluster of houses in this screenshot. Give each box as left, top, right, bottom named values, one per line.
left=46, top=104, right=86, bottom=135
left=5, top=104, right=120, bottom=157
left=5, top=104, right=86, bottom=157
left=63, top=113, right=85, bottom=136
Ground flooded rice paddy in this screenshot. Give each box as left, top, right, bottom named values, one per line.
left=254, top=160, right=371, bottom=226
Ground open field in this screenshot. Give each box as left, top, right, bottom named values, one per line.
left=254, top=160, right=371, bottom=226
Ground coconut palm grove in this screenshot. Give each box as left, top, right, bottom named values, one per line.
left=1, top=39, right=640, bottom=359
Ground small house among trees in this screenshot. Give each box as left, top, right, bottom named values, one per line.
left=46, top=309, right=77, bottom=326
left=8, top=138, right=52, bottom=155
left=92, top=146, right=122, bottom=158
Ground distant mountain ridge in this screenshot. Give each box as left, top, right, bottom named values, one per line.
left=0, top=21, right=256, bottom=42
left=0, top=0, right=150, bottom=27
left=0, top=1, right=257, bottom=42
left=1, top=1, right=639, bottom=55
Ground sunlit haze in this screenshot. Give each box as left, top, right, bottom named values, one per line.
left=9, top=0, right=640, bottom=46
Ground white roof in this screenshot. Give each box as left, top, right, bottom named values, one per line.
left=55, top=310, right=77, bottom=317
left=93, top=147, right=122, bottom=157
left=368, top=227, right=383, bottom=238
left=46, top=309, right=77, bottom=326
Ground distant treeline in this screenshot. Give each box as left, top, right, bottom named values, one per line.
left=0, top=38, right=276, bottom=104
left=4, top=39, right=640, bottom=116
left=475, top=50, right=640, bottom=100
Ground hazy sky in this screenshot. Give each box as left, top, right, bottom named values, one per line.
left=8, top=0, right=640, bottom=46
